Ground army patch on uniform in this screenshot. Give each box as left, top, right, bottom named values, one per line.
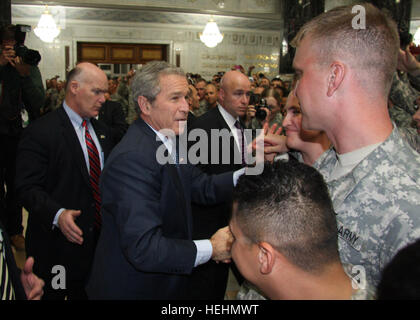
left=337, top=223, right=362, bottom=251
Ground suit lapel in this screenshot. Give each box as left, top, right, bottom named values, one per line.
left=138, top=119, right=191, bottom=234
left=214, top=108, right=241, bottom=165
left=91, top=118, right=110, bottom=159
left=57, top=107, right=91, bottom=188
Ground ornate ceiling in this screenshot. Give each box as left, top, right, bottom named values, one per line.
left=11, top=0, right=283, bottom=31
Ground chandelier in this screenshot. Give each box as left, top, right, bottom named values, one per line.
left=200, top=19, right=223, bottom=48
left=34, top=6, right=60, bottom=43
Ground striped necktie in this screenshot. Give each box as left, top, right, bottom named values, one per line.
left=0, top=229, right=15, bottom=300
left=234, top=120, right=246, bottom=165
left=82, top=120, right=102, bottom=229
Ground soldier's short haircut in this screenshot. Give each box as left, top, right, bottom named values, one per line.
left=130, top=60, right=185, bottom=109
left=291, top=3, right=399, bottom=97
left=232, top=161, right=339, bottom=274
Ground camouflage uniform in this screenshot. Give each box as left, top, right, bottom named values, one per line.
left=398, top=127, right=420, bottom=154
left=194, top=99, right=209, bottom=117
left=44, top=87, right=58, bottom=113
left=342, top=264, right=375, bottom=300
left=56, top=89, right=65, bottom=110
left=389, top=72, right=419, bottom=116
left=313, top=126, right=420, bottom=289
left=388, top=104, right=414, bottom=128
left=236, top=281, right=267, bottom=300
left=248, top=111, right=283, bottom=130
left=113, top=80, right=130, bottom=120
left=126, top=90, right=139, bottom=125
left=408, top=72, right=420, bottom=92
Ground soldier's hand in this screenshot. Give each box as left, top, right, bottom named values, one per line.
left=398, top=47, right=420, bottom=76
left=210, top=226, right=233, bottom=263
left=58, top=209, right=83, bottom=245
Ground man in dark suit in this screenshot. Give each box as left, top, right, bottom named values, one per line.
left=98, top=93, right=128, bottom=145
left=186, top=84, right=199, bottom=126
left=86, top=61, right=240, bottom=300
left=186, top=70, right=251, bottom=299
left=15, top=62, right=114, bottom=300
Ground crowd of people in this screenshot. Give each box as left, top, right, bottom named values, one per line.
left=1, top=2, right=420, bottom=301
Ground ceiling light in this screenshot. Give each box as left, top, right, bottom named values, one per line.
left=34, top=5, right=60, bottom=43
left=199, top=19, right=223, bottom=48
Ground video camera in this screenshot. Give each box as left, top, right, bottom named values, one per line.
left=1, top=24, right=41, bottom=66
left=249, top=92, right=270, bottom=121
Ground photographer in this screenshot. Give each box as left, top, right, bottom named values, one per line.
left=0, top=24, right=44, bottom=250
left=245, top=88, right=284, bottom=131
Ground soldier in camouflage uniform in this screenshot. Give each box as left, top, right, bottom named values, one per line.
left=388, top=101, right=413, bottom=128
left=398, top=126, right=420, bottom=153
left=232, top=161, right=375, bottom=300
left=388, top=39, right=420, bottom=117
left=289, top=4, right=420, bottom=291
left=194, top=98, right=209, bottom=117
left=389, top=72, right=418, bottom=116
left=313, top=126, right=420, bottom=288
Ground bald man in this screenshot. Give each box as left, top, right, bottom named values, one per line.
left=204, top=83, right=219, bottom=110
left=15, top=62, right=115, bottom=300
left=187, top=70, right=251, bottom=299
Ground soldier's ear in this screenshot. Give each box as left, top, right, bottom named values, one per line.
left=138, top=96, right=151, bottom=115
left=258, top=242, right=275, bottom=274
left=326, top=62, right=345, bottom=97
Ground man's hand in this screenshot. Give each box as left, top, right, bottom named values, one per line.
left=210, top=226, right=233, bottom=263
left=58, top=209, right=83, bottom=245
left=252, top=123, right=287, bottom=162
left=10, top=56, right=31, bottom=77
left=0, top=45, right=15, bottom=66
left=260, top=107, right=272, bottom=126
left=246, top=105, right=256, bottom=120
left=20, top=257, right=45, bottom=300
left=398, top=48, right=420, bottom=76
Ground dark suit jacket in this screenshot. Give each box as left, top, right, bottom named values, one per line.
left=98, top=100, right=128, bottom=145
left=188, top=106, right=244, bottom=238
left=15, top=106, right=114, bottom=294
left=187, top=106, right=245, bottom=299
left=86, top=118, right=233, bottom=299
left=0, top=219, right=26, bottom=300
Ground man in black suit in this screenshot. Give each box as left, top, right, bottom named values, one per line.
left=15, top=62, right=114, bottom=300
left=186, top=70, right=251, bottom=299
left=186, top=84, right=199, bottom=126
left=98, top=93, right=128, bottom=145
left=86, top=61, right=240, bottom=300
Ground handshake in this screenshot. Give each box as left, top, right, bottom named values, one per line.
left=210, top=226, right=234, bottom=263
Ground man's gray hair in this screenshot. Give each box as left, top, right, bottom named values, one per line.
left=130, top=61, right=185, bottom=109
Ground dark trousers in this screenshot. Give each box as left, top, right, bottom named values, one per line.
left=0, top=134, right=23, bottom=237
left=187, top=260, right=230, bottom=300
